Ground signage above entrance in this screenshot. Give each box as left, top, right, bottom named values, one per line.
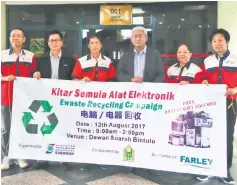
left=100, top=5, right=132, bottom=25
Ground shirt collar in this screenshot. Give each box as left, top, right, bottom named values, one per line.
left=87, top=53, right=105, bottom=61
left=215, top=49, right=230, bottom=60
left=9, top=47, right=25, bottom=55
left=50, top=51, right=62, bottom=59
left=134, top=45, right=147, bottom=54
left=176, top=61, right=191, bottom=69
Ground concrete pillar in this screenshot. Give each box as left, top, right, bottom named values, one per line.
left=218, top=2, right=237, bottom=136
left=1, top=1, right=6, bottom=50
left=218, top=1, right=237, bottom=54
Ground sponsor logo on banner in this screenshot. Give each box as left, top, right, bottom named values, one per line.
left=46, top=144, right=75, bottom=155
left=21, top=100, right=58, bottom=136
left=180, top=156, right=213, bottom=169
left=123, top=145, right=135, bottom=162
left=46, top=144, right=55, bottom=154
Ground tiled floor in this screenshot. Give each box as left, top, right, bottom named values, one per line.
left=1, top=138, right=236, bottom=185
left=1, top=170, right=65, bottom=185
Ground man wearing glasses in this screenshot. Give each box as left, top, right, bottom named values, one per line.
left=32, top=29, right=77, bottom=170
left=33, top=29, right=76, bottom=81
left=1, top=28, right=37, bottom=171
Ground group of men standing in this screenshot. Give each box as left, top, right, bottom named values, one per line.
left=1, top=26, right=236, bottom=184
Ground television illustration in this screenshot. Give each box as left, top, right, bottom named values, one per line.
left=168, top=111, right=213, bottom=148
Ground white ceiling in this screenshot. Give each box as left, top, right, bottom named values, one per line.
left=5, top=0, right=193, bottom=5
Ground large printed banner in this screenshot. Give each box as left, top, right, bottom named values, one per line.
left=9, top=78, right=227, bottom=177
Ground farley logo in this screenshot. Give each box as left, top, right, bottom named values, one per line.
left=180, top=156, right=213, bottom=169
left=21, top=100, right=58, bottom=136
left=123, top=145, right=135, bottom=162
left=46, top=144, right=55, bottom=154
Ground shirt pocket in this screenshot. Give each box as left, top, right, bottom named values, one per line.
left=183, top=76, right=194, bottom=81
left=169, top=75, right=176, bottom=80
left=21, top=62, right=31, bottom=67
left=62, top=64, right=69, bottom=73
left=1, top=62, right=15, bottom=75
left=100, top=67, right=109, bottom=72
left=19, top=62, right=31, bottom=76
left=223, top=66, right=237, bottom=72
left=83, top=67, right=93, bottom=72
left=2, top=62, right=14, bottom=66
left=206, top=67, right=216, bottom=72
left=222, top=66, right=237, bottom=86
left=63, top=64, right=68, bottom=68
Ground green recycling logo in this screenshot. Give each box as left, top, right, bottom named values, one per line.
left=22, top=100, right=58, bottom=136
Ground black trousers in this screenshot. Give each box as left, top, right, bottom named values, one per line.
left=227, top=99, right=237, bottom=170
left=1, top=106, right=12, bottom=157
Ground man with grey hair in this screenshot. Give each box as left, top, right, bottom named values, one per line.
left=116, top=26, right=163, bottom=175
left=117, top=26, right=164, bottom=83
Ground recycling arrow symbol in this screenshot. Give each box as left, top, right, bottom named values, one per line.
left=22, top=100, right=58, bottom=136
left=29, top=100, right=53, bottom=113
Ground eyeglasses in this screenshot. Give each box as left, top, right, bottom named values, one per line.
left=49, top=39, right=62, bottom=43
left=132, top=34, right=144, bottom=39
left=10, top=35, right=24, bottom=38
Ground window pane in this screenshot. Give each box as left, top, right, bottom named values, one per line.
left=23, top=30, right=79, bottom=57
left=30, top=38, right=44, bottom=56
left=132, top=5, right=153, bottom=25
left=153, top=2, right=217, bottom=66
left=83, top=5, right=100, bottom=26
left=155, top=27, right=214, bottom=67
left=8, top=5, right=82, bottom=27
